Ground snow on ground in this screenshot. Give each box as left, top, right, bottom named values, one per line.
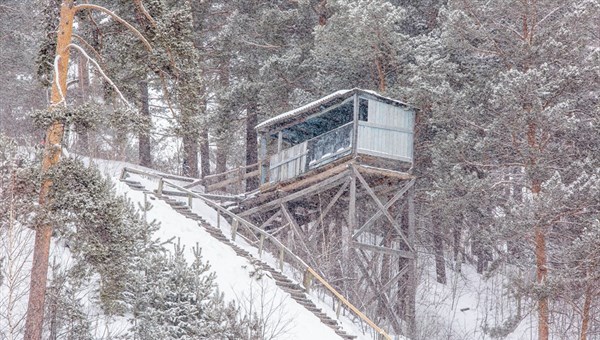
left=97, top=160, right=346, bottom=340
left=91, top=158, right=540, bottom=340
left=415, top=255, right=537, bottom=340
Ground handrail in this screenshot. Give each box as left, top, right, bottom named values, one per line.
left=120, top=166, right=196, bottom=182
left=121, top=167, right=392, bottom=340
left=271, top=121, right=354, bottom=164
left=203, top=162, right=259, bottom=181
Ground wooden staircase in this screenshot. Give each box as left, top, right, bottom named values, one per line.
left=122, top=179, right=357, bottom=340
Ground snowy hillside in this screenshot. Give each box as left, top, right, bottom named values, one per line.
left=96, top=159, right=373, bottom=340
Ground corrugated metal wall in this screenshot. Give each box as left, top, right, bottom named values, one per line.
left=357, top=99, right=414, bottom=163
left=269, top=141, right=308, bottom=183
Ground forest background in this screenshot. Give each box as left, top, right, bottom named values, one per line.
left=0, top=0, right=599, bottom=339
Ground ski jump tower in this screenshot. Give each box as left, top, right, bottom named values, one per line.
left=239, top=88, right=417, bottom=337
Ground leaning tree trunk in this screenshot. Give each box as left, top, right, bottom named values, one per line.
left=24, top=2, right=75, bottom=339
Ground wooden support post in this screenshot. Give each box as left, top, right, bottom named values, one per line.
left=353, top=167, right=412, bottom=251
left=258, top=233, right=265, bottom=257
left=277, top=131, right=283, bottom=152
left=348, top=164, right=357, bottom=243
left=157, top=178, right=164, bottom=197
left=302, top=269, right=313, bottom=292
left=231, top=219, right=237, bottom=241
left=279, top=248, right=284, bottom=271
left=188, top=193, right=193, bottom=208
left=353, top=179, right=414, bottom=239
left=406, top=185, right=417, bottom=339
left=352, top=93, right=359, bottom=154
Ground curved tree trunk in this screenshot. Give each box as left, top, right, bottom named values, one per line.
left=24, top=2, right=75, bottom=339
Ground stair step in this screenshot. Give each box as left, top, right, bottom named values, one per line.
left=131, top=182, right=358, bottom=340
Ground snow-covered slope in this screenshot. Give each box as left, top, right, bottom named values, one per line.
left=96, top=160, right=361, bottom=340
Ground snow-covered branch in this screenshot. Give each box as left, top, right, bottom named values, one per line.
left=74, top=3, right=152, bottom=52
left=68, top=44, right=132, bottom=108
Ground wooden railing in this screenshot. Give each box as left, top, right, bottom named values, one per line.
left=121, top=167, right=392, bottom=340
left=201, top=163, right=260, bottom=192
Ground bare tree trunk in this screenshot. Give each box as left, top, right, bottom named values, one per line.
left=528, top=118, right=549, bottom=340
left=182, top=133, right=199, bottom=178
left=580, top=279, right=592, bottom=340
left=245, top=104, right=259, bottom=191
left=200, top=127, right=210, bottom=178
left=138, top=80, right=152, bottom=167
left=216, top=140, right=227, bottom=174
left=534, top=222, right=549, bottom=340
left=24, top=2, right=75, bottom=339
left=432, top=218, right=447, bottom=284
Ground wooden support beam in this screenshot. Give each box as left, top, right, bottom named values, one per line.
left=278, top=161, right=351, bottom=193
left=353, top=167, right=413, bottom=252
left=259, top=210, right=282, bottom=230
left=281, top=203, right=314, bottom=264
left=352, top=179, right=414, bottom=239
left=354, top=242, right=414, bottom=259
left=354, top=249, right=403, bottom=333
left=406, top=185, right=417, bottom=339
left=349, top=165, right=357, bottom=235
left=207, top=169, right=260, bottom=192
left=318, top=178, right=350, bottom=228
left=240, top=169, right=350, bottom=217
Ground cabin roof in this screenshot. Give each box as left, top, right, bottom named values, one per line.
left=255, top=88, right=414, bottom=132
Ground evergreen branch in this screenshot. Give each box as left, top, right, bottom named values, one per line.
left=74, top=3, right=152, bottom=52
left=133, top=0, right=158, bottom=28
left=241, top=40, right=281, bottom=49
left=71, top=33, right=103, bottom=62
left=67, top=43, right=132, bottom=108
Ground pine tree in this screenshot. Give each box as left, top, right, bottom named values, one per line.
left=430, top=1, right=600, bottom=338
left=130, top=240, right=244, bottom=340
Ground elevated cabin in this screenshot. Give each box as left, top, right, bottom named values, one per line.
left=256, top=88, right=416, bottom=187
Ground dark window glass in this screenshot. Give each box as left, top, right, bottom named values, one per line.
left=359, top=98, right=368, bottom=121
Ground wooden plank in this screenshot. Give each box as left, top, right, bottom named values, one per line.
left=357, top=147, right=412, bottom=163
left=240, top=168, right=350, bottom=217
left=353, top=167, right=413, bottom=252
left=305, top=264, right=393, bottom=340
left=204, top=162, right=259, bottom=180
left=277, top=153, right=347, bottom=192
left=352, top=179, right=414, bottom=239
left=123, top=167, right=196, bottom=182
left=207, top=169, right=260, bottom=191
left=354, top=242, right=414, bottom=259
left=354, top=164, right=414, bottom=180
